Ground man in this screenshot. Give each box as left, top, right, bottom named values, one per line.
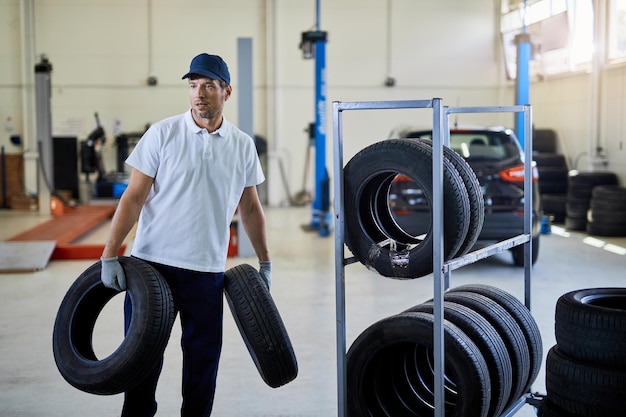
left=100, top=52, right=271, bottom=417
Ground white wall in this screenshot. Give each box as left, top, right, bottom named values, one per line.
left=1, top=0, right=625, bottom=205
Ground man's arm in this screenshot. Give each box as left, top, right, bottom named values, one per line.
left=102, top=168, right=154, bottom=258
left=238, top=185, right=270, bottom=262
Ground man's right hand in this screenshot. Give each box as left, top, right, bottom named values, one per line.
left=101, top=257, right=127, bottom=291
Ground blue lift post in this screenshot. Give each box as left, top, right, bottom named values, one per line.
left=515, top=32, right=531, bottom=150
left=514, top=0, right=531, bottom=150
left=300, top=11, right=330, bottom=237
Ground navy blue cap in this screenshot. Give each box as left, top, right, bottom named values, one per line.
left=182, top=53, right=230, bottom=84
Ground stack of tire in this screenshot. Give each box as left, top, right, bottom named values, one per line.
left=535, top=154, right=569, bottom=223
left=343, top=138, right=484, bottom=279
left=586, top=185, right=626, bottom=237
left=538, top=288, right=626, bottom=416
left=346, top=284, right=543, bottom=417
left=565, top=171, right=618, bottom=231
left=533, top=129, right=569, bottom=224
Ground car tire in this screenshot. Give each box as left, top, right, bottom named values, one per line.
left=441, top=291, right=530, bottom=407
left=532, top=129, right=558, bottom=153
left=546, top=346, right=626, bottom=417
left=405, top=301, right=512, bottom=417
left=554, top=288, right=626, bottom=367
left=52, top=256, right=176, bottom=395
left=511, top=235, right=540, bottom=266
left=346, top=311, right=491, bottom=417
left=224, top=264, right=298, bottom=388
left=448, top=284, right=543, bottom=392
left=344, top=139, right=470, bottom=278
left=416, top=139, right=485, bottom=257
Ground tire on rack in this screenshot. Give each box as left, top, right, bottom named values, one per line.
left=344, top=139, right=471, bottom=279
left=416, top=139, right=485, bottom=257
left=448, top=284, right=543, bottom=396
left=52, top=256, right=176, bottom=395
left=554, top=288, right=626, bottom=367
left=224, top=264, right=298, bottom=388
left=441, top=291, right=530, bottom=408
left=346, top=311, right=491, bottom=417
left=406, top=301, right=512, bottom=417
left=545, top=346, right=626, bottom=417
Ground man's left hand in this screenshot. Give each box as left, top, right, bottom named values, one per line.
left=259, top=261, right=271, bottom=289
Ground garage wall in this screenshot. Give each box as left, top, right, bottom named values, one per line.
left=1, top=0, right=624, bottom=206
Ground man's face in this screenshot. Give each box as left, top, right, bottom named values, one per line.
left=188, top=75, right=231, bottom=120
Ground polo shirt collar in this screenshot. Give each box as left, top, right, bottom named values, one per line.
left=185, top=109, right=229, bottom=136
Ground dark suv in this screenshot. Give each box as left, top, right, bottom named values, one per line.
left=389, top=127, right=541, bottom=265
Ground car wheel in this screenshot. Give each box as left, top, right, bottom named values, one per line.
left=511, top=235, right=539, bottom=266
left=224, top=264, right=298, bottom=388
left=52, top=256, right=176, bottom=395
left=344, top=139, right=470, bottom=279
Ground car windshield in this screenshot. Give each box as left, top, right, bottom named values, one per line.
left=405, top=130, right=521, bottom=162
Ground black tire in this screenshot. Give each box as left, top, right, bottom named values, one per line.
left=344, top=139, right=470, bottom=279
left=546, top=346, right=626, bottom=417
left=511, top=234, right=540, bottom=266
left=533, top=129, right=558, bottom=153
left=586, top=222, right=626, bottom=237
left=592, top=185, right=626, bottom=203
left=537, top=166, right=569, bottom=181
left=568, top=171, right=618, bottom=187
left=416, top=139, right=485, bottom=257
left=448, top=284, right=543, bottom=399
left=224, top=264, right=298, bottom=388
left=346, top=311, right=491, bottom=417
left=541, top=194, right=567, bottom=220
left=52, top=256, right=176, bottom=395
left=534, top=153, right=568, bottom=168
left=539, top=179, right=569, bottom=195
left=442, top=291, right=529, bottom=408
left=406, top=301, right=512, bottom=417
left=554, top=288, right=626, bottom=367
left=564, top=216, right=586, bottom=231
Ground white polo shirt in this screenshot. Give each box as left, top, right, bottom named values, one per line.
left=126, top=110, right=264, bottom=272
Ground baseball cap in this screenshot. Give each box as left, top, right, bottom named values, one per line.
left=182, top=53, right=230, bottom=84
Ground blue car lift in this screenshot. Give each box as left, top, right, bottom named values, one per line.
left=300, top=0, right=330, bottom=237
left=515, top=1, right=532, bottom=150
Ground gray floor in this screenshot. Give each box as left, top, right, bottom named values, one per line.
left=1, top=206, right=625, bottom=417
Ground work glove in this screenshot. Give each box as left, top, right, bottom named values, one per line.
left=259, top=261, right=272, bottom=289
left=101, top=256, right=127, bottom=291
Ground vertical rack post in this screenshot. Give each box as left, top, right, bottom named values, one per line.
left=431, top=98, right=446, bottom=417
left=332, top=101, right=347, bottom=417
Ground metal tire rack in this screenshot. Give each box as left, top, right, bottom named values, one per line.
left=332, top=98, right=536, bottom=417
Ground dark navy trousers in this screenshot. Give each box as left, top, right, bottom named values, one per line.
left=122, top=260, right=225, bottom=417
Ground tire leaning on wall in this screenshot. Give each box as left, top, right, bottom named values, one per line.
left=343, top=139, right=471, bottom=279
left=224, top=264, right=298, bottom=388
left=52, top=256, right=176, bottom=395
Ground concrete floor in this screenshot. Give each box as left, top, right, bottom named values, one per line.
left=1, top=206, right=625, bottom=417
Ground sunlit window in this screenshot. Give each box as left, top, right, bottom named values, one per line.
left=608, top=0, right=626, bottom=62
left=501, top=0, right=594, bottom=79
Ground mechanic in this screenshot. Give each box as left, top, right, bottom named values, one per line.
left=100, top=52, right=271, bottom=417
